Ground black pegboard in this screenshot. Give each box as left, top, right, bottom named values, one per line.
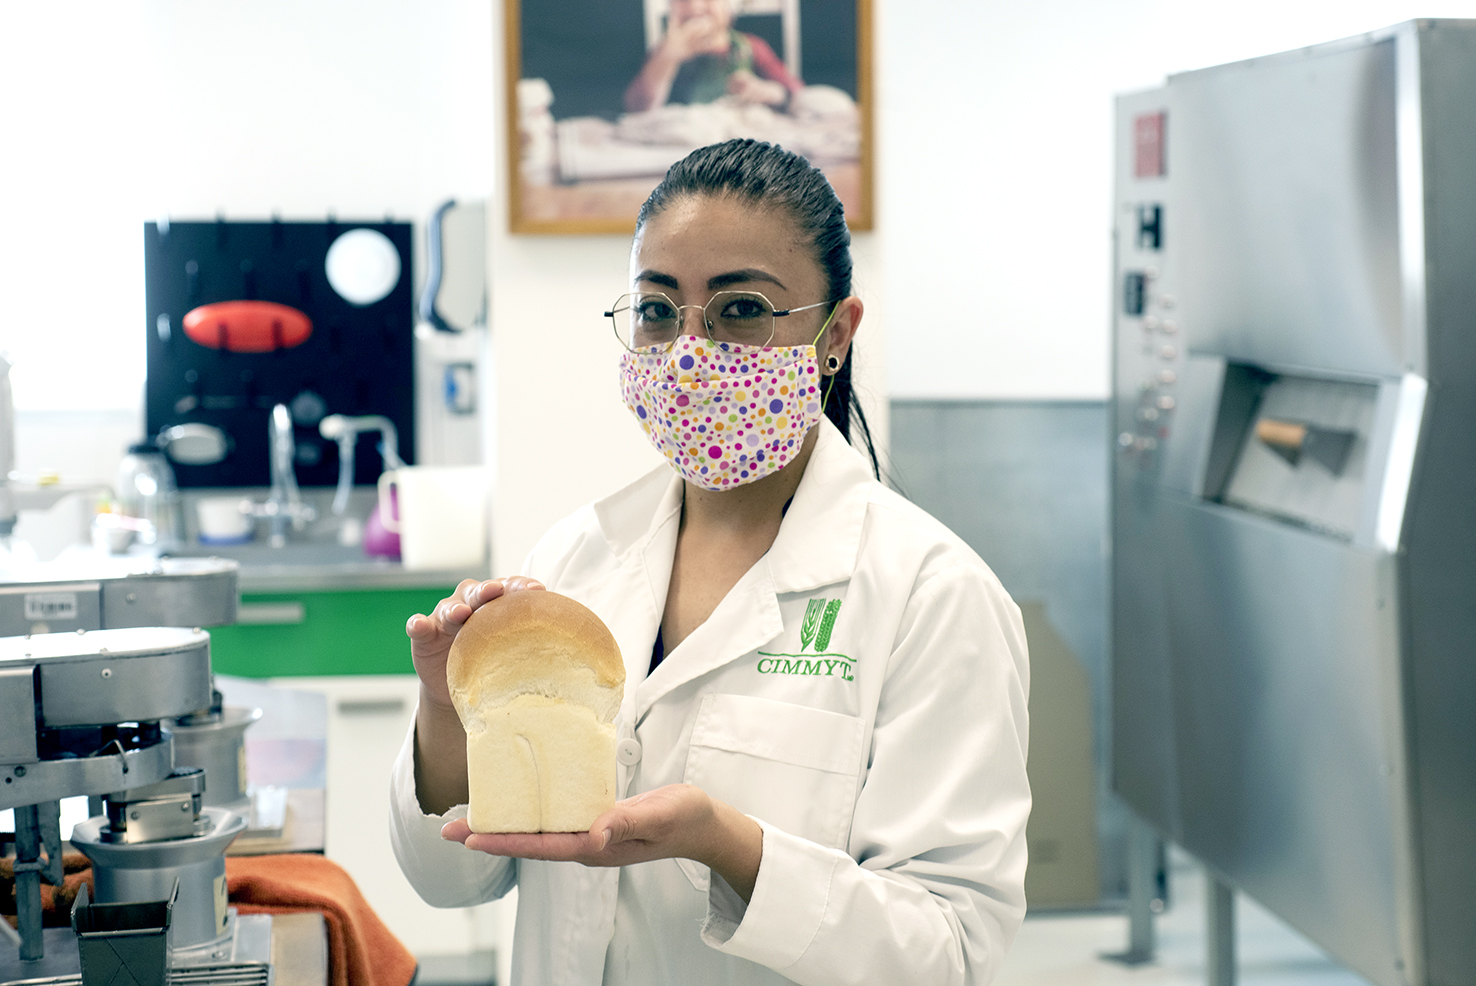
left=144, top=220, right=416, bottom=488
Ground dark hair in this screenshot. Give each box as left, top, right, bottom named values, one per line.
left=635, top=138, right=881, bottom=479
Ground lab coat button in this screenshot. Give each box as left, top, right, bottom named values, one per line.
left=617, top=738, right=642, bottom=765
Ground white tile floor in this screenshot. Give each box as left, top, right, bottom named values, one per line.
left=996, top=851, right=1374, bottom=986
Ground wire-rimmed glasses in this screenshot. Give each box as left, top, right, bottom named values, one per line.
left=606, top=290, right=835, bottom=352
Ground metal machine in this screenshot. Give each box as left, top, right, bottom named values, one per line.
left=0, top=557, right=237, bottom=637
left=0, top=559, right=278, bottom=984
left=1112, top=20, right=1475, bottom=986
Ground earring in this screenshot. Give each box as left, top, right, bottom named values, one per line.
left=825, top=354, right=841, bottom=372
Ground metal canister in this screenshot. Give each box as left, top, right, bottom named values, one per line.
left=169, top=706, right=262, bottom=812
left=71, top=807, right=245, bottom=948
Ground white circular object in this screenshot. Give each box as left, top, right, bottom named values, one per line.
left=616, top=738, right=643, bottom=766
left=325, top=228, right=401, bottom=306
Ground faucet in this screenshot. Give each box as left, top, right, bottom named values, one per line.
left=262, top=404, right=316, bottom=546
left=316, top=414, right=402, bottom=546
left=318, top=414, right=404, bottom=516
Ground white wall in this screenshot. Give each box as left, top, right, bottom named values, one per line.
left=0, top=0, right=494, bottom=415
left=0, top=4, right=150, bottom=414
left=878, top=0, right=1475, bottom=400
left=5, top=0, right=1466, bottom=506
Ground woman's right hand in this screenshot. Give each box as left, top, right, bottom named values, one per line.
left=406, top=576, right=545, bottom=711
left=408, top=576, right=545, bottom=814
left=662, top=13, right=722, bottom=62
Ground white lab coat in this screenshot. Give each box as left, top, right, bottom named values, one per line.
left=389, top=418, right=1031, bottom=986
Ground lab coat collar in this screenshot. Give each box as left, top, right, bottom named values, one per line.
left=591, top=417, right=874, bottom=596
left=591, top=464, right=681, bottom=559
left=591, top=469, right=682, bottom=744
left=591, top=418, right=874, bottom=721
left=763, top=416, right=874, bottom=595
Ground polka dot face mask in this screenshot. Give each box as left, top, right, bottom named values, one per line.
left=619, top=334, right=825, bottom=490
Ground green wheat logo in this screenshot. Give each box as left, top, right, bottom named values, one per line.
left=814, top=599, right=841, bottom=651
left=757, top=598, right=851, bottom=680
left=800, top=598, right=825, bottom=651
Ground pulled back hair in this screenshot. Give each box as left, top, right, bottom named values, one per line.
left=635, top=138, right=880, bottom=478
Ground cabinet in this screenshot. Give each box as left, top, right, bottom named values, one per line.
left=282, top=675, right=513, bottom=968
left=207, top=584, right=514, bottom=973
left=209, top=587, right=455, bottom=678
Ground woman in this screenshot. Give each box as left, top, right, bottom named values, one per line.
left=392, top=139, right=1030, bottom=986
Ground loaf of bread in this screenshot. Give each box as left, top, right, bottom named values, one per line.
left=446, top=590, right=625, bottom=833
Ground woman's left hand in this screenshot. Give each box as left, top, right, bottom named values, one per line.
left=441, top=784, right=764, bottom=901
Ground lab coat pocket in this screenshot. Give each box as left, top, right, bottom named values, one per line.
left=678, top=693, right=865, bottom=892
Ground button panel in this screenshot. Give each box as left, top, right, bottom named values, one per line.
left=1117, top=198, right=1181, bottom=471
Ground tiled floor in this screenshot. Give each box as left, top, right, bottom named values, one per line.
left=997, top=851, right=1374, bottom=986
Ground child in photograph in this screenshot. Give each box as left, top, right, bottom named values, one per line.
left=624, top=0, right=803, bottom=112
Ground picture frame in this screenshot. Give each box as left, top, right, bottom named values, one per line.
left=505, top=0, right=873, bottom=234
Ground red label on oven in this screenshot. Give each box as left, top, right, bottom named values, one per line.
left=1134, top=112, right=1166, bottom=178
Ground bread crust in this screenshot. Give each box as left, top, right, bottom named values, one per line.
left=447, top=590, right=625, bottom=741
left=447, top=591, right=625, bottom=833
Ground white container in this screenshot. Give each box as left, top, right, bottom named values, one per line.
left=377, top=466, right=490, bottom=572
left=197, top=496, right=253, bottom=544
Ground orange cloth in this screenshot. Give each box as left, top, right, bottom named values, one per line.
left=227, top=854, right=416, bottom=986
left=1, top=852, right=93, bottom=928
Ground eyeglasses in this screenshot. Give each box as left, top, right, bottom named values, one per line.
left=605, top=290, right=836, bottom=352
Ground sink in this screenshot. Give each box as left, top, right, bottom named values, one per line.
left=171, top=489, right=389, bottom=572
left=167, top=490, right=478, bottom=590
left=167, top=540, right=385, bottom=568
left=163, top=536, right=476, bottom=592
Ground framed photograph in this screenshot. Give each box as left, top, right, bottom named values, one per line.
left=506, top=0, right=873, bottom=234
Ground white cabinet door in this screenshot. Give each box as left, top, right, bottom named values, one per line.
left=281, top=675, right=511, bottom=961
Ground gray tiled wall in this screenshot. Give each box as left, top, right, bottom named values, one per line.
left=889, top=399, right=1126, bottom=902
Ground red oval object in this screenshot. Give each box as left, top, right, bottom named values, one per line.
left=182, top=301, right=313, bottom=353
